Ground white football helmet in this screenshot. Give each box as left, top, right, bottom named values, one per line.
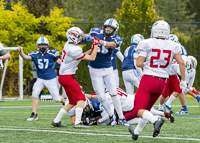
left=188, top=56, right=197, bottom=69
left=169, top=34, right=179, bottom=43
left=103, top=18, right=119, bottom=36
left=182, top=55, right=192, bottom=70
left=36, top=37, right=49, bottom=51
left=66, top=27, right=84, bottom=44
left=151, top=20, right=170, bottom=39
left=131, top=34, right=144, bottom=44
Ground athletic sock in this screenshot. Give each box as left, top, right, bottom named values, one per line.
left=54, top=108, right=68, bottom=123
left=75, top=107, right=83, bottom=125
left=158, top=103, right=163, bottom=110
left=150, top=107, right=164, bottom=116
left=142, top=110, right=158, bottom=124
left=101, top=99, right=113, bottom=116
left=111, top=95, right=123, bottom=119
left=134, top=118, right=148, bottom=135
left=166, top=94, right=176, bottom=107
left=182, top=105, right=187, bottom=111
left=196, top=95, right=200, bottom=102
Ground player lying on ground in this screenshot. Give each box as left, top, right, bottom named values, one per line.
left=64, top=88, right=174, bottom=126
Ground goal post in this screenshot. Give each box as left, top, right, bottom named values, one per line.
left=0, top=47, right=23, bottom=100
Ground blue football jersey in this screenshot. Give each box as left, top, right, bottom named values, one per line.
left=180, top=45, right=188, bottom=56
left=89, top=28, right=123, bottom=68
left=111, top=47, right=120, bottom=70
left=28, top=50, right=58, bottom=80
left=122, top=45, right=137, bottom=71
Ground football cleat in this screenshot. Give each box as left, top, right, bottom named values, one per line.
left=118, top=117, right=129, bottom=127
left=109, top=115, right=117, bottom=127
left=27, top=112, right=38, bottom=121
left=175, top=109, right=189, bottom=115
left=50, top=121, right=67, bottom=127
left=128, top=126, right=139, bottom=140
left=163, top=103, right=173, bottom=114
left=153, top=117, right=165, bottom=137
left=73, top=123, right=90, bottom=129
left=164, top=111, right=174, bottom=123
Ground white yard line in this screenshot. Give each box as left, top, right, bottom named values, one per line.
left=0, top=128, right=200, bottom=141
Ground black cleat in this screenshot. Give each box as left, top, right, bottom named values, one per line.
left=50, top=121, right=67, bottom=127
left=153, top=117, right=165, bottom=137
left=128, top=126, right=139, bottom=140
left=170, top=116, right=174, bottom=123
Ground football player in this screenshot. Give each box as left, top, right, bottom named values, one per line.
left=163, top=55, right=199, bottom=115
left=17, top=37, right=66, bottom=121
left=66, top=88, right=174, bottom=126
left=86, top=18, right=128, bottom=126
left=50, top=27, right=100, bottom=129
left=0, top=43, right=11, bottom=70
left=169, top=34, right=188, bottom=56
left=128, top=20, right=186, bottom=140
left=122, top=34, right=144, bottom=94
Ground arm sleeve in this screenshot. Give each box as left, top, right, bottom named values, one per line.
left=116, top=51, right=124, bottom=62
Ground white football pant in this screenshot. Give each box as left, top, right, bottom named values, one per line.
left=32, top=77, right=61, bottom=102
left=122, top=69, right=141, bottom=95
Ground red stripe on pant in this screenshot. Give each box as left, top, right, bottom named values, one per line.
left=124, top=75, right=167, bottom=121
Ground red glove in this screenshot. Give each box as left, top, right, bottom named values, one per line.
left=192, top=89, right=199, bottom=95
left=92, top=37, right=100, bottom=46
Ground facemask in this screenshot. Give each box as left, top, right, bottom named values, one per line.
left=40, top=48, right=46, bottom=53
left=104, top=30, right=112, bottom=36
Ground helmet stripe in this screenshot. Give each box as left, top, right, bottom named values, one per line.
left=41, top=37, right=45, bottom=44
left=108, top=19, right=113, bottom=25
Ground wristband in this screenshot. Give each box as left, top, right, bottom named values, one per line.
left=189, top=87, right=193, bottom=90
left=103, top=41, right=107, bottom=47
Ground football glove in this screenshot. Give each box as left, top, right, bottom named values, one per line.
left=84, top=35, right=93, bottom=42
left=192, top=88, right=199, bottom=95
left=92, top=37, right=100, bottom=45
left=180, top=80, right=187, bottom=89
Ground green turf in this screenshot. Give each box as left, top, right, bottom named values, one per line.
left=0, top=96, right=200, bottom=143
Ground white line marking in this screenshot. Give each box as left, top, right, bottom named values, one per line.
left=0, top=128, right=200, bottom=141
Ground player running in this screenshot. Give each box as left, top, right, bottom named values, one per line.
left=128, top=20, right=186, bottom=140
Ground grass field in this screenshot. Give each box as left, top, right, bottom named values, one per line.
left=0, top=96, right=200, bottom=143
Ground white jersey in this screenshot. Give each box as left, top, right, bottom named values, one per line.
left=168, top=61, right=180, bottom=76
left=137, top=38, right=181, bottom=78
left=59, top=41, right=85, bottom=75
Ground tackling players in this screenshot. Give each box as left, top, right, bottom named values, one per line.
left=87, top=18, right=128, bottom=126
left=50, top=27, right=99, bottom=129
